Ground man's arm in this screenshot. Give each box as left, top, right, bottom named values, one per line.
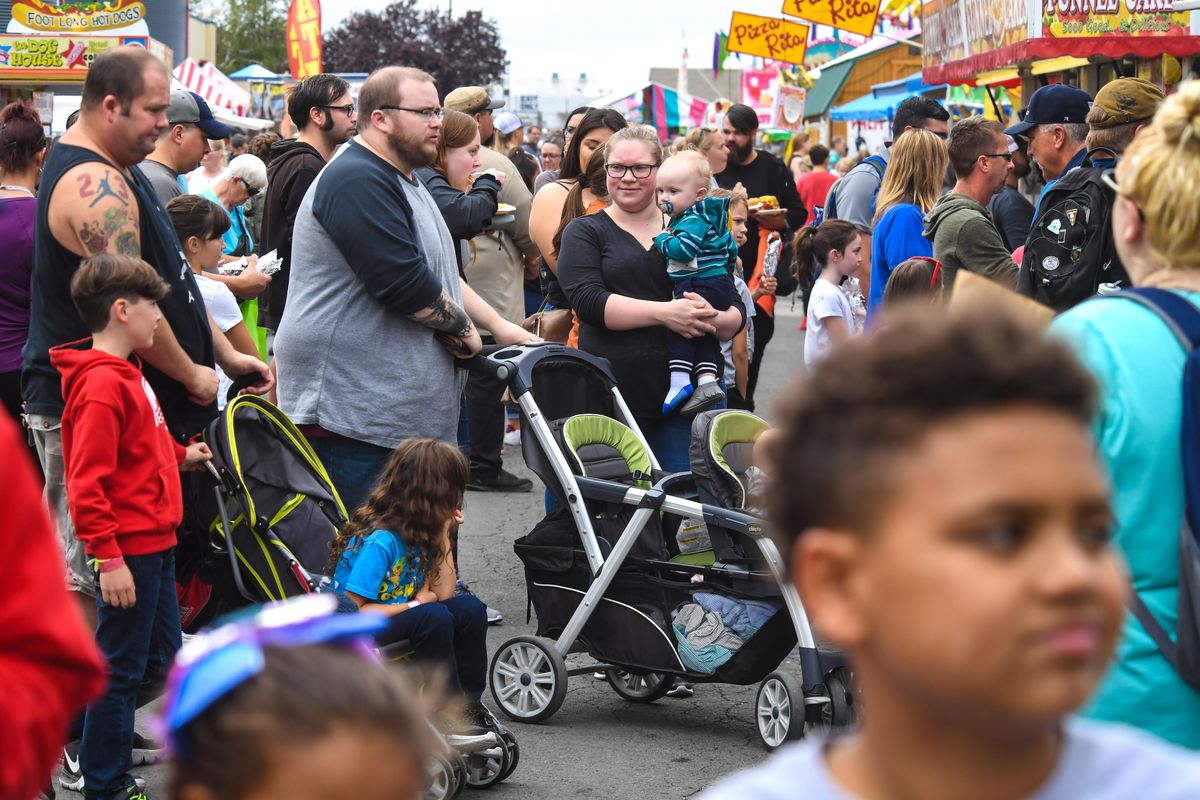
left=960, top=218, right=1020, bottom=290
left=208, top=313, right=273, bottom=396
left=136, top=315, right=218, bottom=405
left=458, top=279, right=539, bottom=346
left=407, top=289, right=483, bottom=358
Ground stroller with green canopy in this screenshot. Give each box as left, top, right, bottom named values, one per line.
left=476, top=344, right=856, bottom=749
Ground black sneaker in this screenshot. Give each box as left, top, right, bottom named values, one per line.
left=665, top=679, right=695, bottom=699
left=455, top=580, right=503, bottom=624
left=130, top=732, right=164, bottom=766
left=109, top=787, right=151, bottom=800
left=60, top=740, right=147, bottom=793
left=467, top=468, right=532, bottom=493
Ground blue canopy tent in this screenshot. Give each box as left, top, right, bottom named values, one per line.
left=830, top=72, right=947, bottom=122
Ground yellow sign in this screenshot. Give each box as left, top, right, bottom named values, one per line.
left=287, top=0, right=323, bottom=79
left=11, top=0, right=147, bottom=33
left=0, top=34, right=122, bottom=80
left=781, top=0, right=882, bottom=38
left=727, top=12, right=810, bottom=64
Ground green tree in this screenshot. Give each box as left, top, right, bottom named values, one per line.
left=197, top=0, right=289, bottom=75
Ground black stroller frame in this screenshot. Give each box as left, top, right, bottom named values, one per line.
left=478, top=344, right=853, bottom=748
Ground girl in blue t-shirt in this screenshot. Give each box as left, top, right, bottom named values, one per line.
left=327, top=438, right=490, bottom=726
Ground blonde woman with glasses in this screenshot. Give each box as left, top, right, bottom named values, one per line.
left=866, top=128, right=948, bottom=319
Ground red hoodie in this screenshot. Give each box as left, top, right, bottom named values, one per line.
left=0, top=414, right=105, bottom=800
left=51, top=340, right=186, bottom=561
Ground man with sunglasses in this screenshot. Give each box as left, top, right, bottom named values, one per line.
left=924, top=116, right=1019, bottom=291
left=140, top=90, right=234, bottom=205
left=259, top=74, right=355, bottom=337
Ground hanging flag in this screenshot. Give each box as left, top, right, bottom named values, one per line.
left=780, top=0, right=881, bottom=39
left=713, top=31, right=731, bottom=79
left=727, top=11, right=809, bottom=66
left=287, top=0, right=322, bottom=80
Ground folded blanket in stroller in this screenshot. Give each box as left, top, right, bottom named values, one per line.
left=673, top=603, right=743, bottom=673
left=693, top=592, right=780, bottom=640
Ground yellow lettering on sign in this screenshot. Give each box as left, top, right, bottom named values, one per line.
left=781, top=0, right=881, bottom=38
left=727, top=12, right=810, bottom=64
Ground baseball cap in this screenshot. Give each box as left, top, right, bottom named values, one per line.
left=493, top=111, right=522, bottom=135
left=1090, top=78, right=1164, bottom=129
left=1004, top=84, right=1092, bottom=137
left=444, top=86, right=505, bottom=116
left=167, top=90, right=236, bottom=140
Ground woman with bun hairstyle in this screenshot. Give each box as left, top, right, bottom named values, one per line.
left=1052, top=81, right=1200, bottom=749
left=867, top=128, right=947, bottom=319
left=0, top=101, right=46, bottom=428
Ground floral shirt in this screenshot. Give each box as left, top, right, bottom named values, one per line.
left=332, top=529, right=425, bottom=604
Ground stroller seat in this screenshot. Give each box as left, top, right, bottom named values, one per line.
left=560, top=414, right=654, bottom=490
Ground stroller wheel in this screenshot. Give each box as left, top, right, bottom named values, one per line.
left=489, top=635, right=568, bottom=723
left=425, top=752, right=466, bottom=800
left=498, top=731, right=519, bottom=781
left=825, top=667, right=858, bottom=729
left=605, top=670, right=674, bottom=703
left=755, top=671, right=806, bottom=751
left=462, top=735, right=509, bottom=790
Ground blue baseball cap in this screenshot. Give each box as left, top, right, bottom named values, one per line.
left=167, top=90, right=236, bottom=140
left=1005, top=84, right=1092, bottom=137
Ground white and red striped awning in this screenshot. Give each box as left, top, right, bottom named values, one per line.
left=173, top=58, right=252, bottom=118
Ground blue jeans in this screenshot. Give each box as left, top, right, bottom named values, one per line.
left=311, top=436, right=393, bottom=516
left=377, top=595, right=488, bottom=704
left=82, top=549, right=181, bottom=797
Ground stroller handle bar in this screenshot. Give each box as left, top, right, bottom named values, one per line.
left=460, top=343, right=620, bottom=396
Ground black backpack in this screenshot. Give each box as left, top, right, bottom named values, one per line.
left=1018, top=150, right=1129, bottom=312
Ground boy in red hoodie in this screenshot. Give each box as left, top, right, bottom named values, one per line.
left=51, top=254, right=211, bottom=800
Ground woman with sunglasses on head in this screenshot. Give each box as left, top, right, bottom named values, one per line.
left=200, top=153, right=272, bottom=358
left=1050, top=81, right=1200, bottom=751
left=681, top=127, right=729, bottom=188
left=557, top=126, right=746, bottom=472
left=866, top=128, right=947, bottom=320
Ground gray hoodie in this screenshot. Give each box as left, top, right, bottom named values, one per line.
left=923, top=192, right=1019, bottom=291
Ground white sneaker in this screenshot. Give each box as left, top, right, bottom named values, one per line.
left=503, top=427, right=521, bottom=445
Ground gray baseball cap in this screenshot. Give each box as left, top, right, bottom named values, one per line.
left=167, top=91, right=236, bottom=139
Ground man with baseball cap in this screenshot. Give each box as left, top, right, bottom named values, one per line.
left=444, top=85, right=540, bottom=497
left=140, top=90, right=235, bottom=204
left=1005, top=84, right=1092, bottom=210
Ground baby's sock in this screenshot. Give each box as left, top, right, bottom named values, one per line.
left=663, top=371, right=693, bottom=414
left=696, top=372, right=717, bottom=385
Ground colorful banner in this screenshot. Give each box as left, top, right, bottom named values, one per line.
left=287, top=0, right=322, bottom=80
left=1042, top=0, right=1190, bottom=37
left=0, top=34, right=128, bottom=79
left=727, top=12, right=810, bottom=64
left=781, top=0, right=882, bottom=38
left=922, top=0, right=1027, bottom=71
left=8, top=0, right=147, bottom=34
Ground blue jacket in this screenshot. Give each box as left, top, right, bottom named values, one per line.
left=867, top=203, right=933, bottom=319
left=654, top=196, right=738, bottom=280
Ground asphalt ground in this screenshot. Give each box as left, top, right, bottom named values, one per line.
left=77, top=303, right=809, bottom=799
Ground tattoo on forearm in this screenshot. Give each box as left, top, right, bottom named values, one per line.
left=408, top=291, right=474, bottom=337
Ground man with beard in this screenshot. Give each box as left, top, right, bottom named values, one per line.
left=275, top=66, right=535, bottom=511
left=258, top=74, right=356, bottom=338
left=989, top=135, right=1035, bottom=253
left=715, top=103, right=805, bottom=412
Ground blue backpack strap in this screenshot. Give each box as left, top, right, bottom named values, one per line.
left=1113, top=287, right=1200, bottom=666
left=861, top=154, right=886, bottom=179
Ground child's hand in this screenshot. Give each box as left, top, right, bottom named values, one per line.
left=100, top=565, right=136, bottom=608
left=181, top=441, right=213, bottom=471
left=453, top=508, right=465, bottom=525
left=415, top=588, right=438, bottom=604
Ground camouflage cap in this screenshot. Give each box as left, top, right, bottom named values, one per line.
left=1090, top=78, right=1164, bottom=129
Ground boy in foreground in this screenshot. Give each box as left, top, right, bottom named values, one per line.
left=51, top=254, right=211, bottom=800
left=702, top=307, right=1200, bottom=799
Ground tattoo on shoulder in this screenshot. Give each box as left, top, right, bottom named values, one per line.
left=76, top=170, right=129, bottom=208
left=78, top=203, right=137, bottom=255
left=407, top=291, right=474, bottom=337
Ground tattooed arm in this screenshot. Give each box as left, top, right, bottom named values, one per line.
left=47, top=162, right=219, bottom=405
left=406, top=290, right=483, bottom=358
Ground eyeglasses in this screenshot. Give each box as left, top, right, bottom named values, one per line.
left=983, top=152, right=1014, bottom=162
left=318, top=104, right=356, bottom=116
left=239, top=177, right=261, bottom=198
left=377, top=105, right=445, bottom=123
left=1101, top=168, right=1144, bottom=221
left=605, top=162, right=658, bottom=179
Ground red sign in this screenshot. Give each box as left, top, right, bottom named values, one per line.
left=287, top=0, right=322, bottom=80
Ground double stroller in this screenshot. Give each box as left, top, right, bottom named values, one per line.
left=175, top=391, right=518, bottom=798
left=478, top=344, right=858, bottom=749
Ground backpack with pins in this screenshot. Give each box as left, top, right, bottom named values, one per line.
left=1018, top=148, right=1130, bottom=312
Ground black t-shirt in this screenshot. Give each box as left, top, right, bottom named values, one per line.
left=557, top=212, right=744, bottom=423
left=716, top=149, right=807, bottom=286
left=23, top=144, right=215, bottom=439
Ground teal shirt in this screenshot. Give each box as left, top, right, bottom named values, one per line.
left=1051, top=292, right=1200, bottom=749
left=200, top=187, right=252, bottom=256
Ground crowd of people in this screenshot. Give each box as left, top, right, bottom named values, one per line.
left=7, top=40, right=1200, bottom=800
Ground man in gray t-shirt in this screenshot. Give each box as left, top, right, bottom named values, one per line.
left=138, top=90, right=232, bottom=206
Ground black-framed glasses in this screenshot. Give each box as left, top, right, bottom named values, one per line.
left=983, top=152, right=1014, bottom=162
left=318, top=104, right=356, bottom=116
left=377, top=105, right=445, bottom=122
left=239, top=177, right=260, bottom=198
left=605, top=162, right=658, bottom=179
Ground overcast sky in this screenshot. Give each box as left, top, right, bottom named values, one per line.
left=320, top=0, right=784, bottom=95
